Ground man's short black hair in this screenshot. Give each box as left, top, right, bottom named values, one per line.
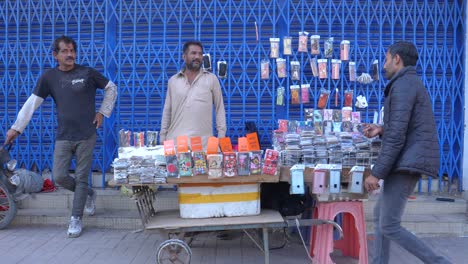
left=53, top=35, right=77, bottom=53
left=388, top=41, right=419, bottom=67
left=183, top=40, right=203, bottom=54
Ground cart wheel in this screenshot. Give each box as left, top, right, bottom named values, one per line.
left=156, top=239, right=192, bottom=264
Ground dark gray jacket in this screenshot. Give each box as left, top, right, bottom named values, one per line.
left=371, top=66, right=440, bottom=179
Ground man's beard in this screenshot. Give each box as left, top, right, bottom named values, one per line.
left=187, top=60, right=201, bottom=71
left=384, top=71, right=393, bottom=80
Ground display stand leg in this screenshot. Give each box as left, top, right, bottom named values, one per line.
left=262, top=227, right=270, bottom=264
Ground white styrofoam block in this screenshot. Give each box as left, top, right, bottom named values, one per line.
left=179, top=201, right=260, bottom=218
left=178, top=183, right=260, bottom=218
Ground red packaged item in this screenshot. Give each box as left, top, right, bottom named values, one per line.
left=344, top=90, right=354, bottom=107
left=317, top=88, right=330, bottom=109
left=301, top=84, right=310, bottom=103
left=290, top=85, right=300, bottom=105
left=278, top=119, right=288, bottom=132
left=223, top=152, right=237, bottom=177
left=262, top=149, right=279, bottom=175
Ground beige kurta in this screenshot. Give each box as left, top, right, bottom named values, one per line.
left=160, top=69, right=227, bottom=148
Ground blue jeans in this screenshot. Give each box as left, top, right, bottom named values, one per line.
left=53, top=134, right=96, bottom=218
left=372, top=172, right=451, bottom=264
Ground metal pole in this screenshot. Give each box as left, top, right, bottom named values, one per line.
left=262, top=227, right=269, bottom=264
left=463, top=0, right=468, bottom=193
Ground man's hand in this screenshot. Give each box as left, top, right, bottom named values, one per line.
left=4, top=129, right=20, bottom=145
left=365, top=174, right=380, bottom=192
left=362, top=123, right=383, bottom=138
left=93, top=112, right=104, bottom=129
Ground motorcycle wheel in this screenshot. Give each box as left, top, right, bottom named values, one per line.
left=0, top=180, right=17, bottom=229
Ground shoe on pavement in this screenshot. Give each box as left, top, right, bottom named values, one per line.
left=67, top=216, right=82, bottom=238
left=84, top=191, right=97, bottom=216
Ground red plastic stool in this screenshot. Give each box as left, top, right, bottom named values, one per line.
left=310, top=201, right=368, bottom=264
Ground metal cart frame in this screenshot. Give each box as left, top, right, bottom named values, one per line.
left=114, top=183, right=342, bottom=264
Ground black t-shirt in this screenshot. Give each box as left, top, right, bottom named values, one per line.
left=33, top=64, right=109, bottom=141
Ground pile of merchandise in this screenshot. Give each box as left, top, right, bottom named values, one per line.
left=273, top=109, right=381, bottom=168
left=112, top=146, right=167, bottom=184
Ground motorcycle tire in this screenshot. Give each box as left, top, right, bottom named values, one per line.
left=0, top=180, right=17, bottom=229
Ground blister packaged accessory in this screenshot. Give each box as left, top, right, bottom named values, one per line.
left=269, top=38, right=280, bottom=58
left=290, top=60, right=300, bottom=80
left=372, top=60, right=379, bottom=81
left=314, top=121, right=323, bottom=135
left=165, top=155, right=179, bottom=178
left=352, top=111, right=361, bottom=123
left=283, top=36, right=292, bottom=55
left=324, top=37, right=334, bottom=58
left=313, top=109, right=323, bottom=122
left=178, top=152, right=193, bottom=176
left=250, top=150, right=263, bottom=175
left=276, top=58, right=287, bottom=78
left=217, top=60, right=227, bottom=79
left=223, top=152, right=237, bottom=177
left=355, top=95, right=368, bottom=108
left=278, top=119, right=289, bottom=132
left=349, top=61, right=356, bottom=82
left=290, top=85, right=300, bottom=105
left=203, top=53, right=212, bottom=71
left=341, top=121, right=353, bottom=132
left=310, top=57, right=319, bottom=77
left=134, top=132, right=145, bottom=147
left=331, top=59, right=341, bottom=80
left=261, top=59, right=270, bottom=80
left=323, top=109, right=333, bottom=121
left=318, top=59, right=328, bottom=79
left=301, top=84, right=310, bottom=103
left=310, top=35, right=321, bottom=55
left=340, top=40, right=350, bottom=61
left=207, top=154, right=223, bottom=179
left=342, top=107, right=352, bottom=121
left=332, top=109, right=342, bottom=122
left=237, top=152, right=251, bottom=176
left=317, top=88, right=330, bottom=109
left=119, top=129, right=132, bottom=147
left=298, top=32, right=309, bottom=52
left=344, top=90, right=354, bottom=107
left=357, top=73, right=373, bottom=84
left=262, top=149, right=279, bottom=175
left=324, top=120, right=333, bottom=135
left=276, top=86, right=285, bottom=106
left=192, top=151, right=208, bottom=175
left=146, top=131, right=158, bottom=147
left=333, top=121, right=342, bottom=132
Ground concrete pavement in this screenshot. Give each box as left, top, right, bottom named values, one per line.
left=0, top=224, right=465, bottom=264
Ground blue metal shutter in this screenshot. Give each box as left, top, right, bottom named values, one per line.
left=0, top=0, right=464, bottom=189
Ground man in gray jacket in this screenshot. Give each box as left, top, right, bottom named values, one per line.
left=363, top=42, right=450, bottom=264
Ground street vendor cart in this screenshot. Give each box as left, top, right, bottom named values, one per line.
left=109, top=172, right=344, bottom=264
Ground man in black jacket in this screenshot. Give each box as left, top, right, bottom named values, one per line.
left=363, top=42, right=450, bottom=264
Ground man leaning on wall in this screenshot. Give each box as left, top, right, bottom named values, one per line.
left=4, top=35, right=117, bottom=238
